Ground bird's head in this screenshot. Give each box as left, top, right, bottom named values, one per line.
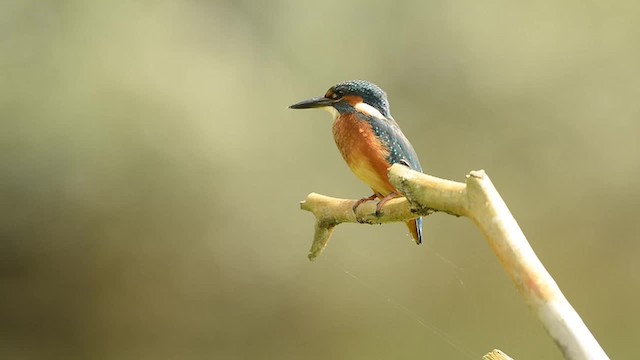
left=289, top=80, right=390, bottom=120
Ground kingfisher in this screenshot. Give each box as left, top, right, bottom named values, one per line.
left=289, top=80, right=423, bottom=244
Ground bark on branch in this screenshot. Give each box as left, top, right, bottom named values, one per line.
left=299, top=164, right=609, bottom=360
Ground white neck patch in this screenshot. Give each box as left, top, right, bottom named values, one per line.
left=354, top=101, right=386, bottom=119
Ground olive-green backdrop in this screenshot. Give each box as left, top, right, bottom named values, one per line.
left=2, top=1, right=639, bottom=359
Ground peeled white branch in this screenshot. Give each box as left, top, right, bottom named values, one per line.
left=299, top=164, right=609, bottom=360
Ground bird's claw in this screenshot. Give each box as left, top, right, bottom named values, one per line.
left=352, top=194, right=378, bottom=214
left=374, top=192, right=399, bottom=218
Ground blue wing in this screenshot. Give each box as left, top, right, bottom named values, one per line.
left=357, top=113, right=423, bottom=172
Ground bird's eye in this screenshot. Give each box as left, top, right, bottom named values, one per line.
left=328, top=91, right=342, bottom=100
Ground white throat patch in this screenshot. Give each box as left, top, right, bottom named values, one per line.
left=322, top=106, right=340, bottom=120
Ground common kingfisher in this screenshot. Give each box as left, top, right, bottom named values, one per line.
left=289, top=80, right=423, bottom=244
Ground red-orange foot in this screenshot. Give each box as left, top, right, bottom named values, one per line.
left=352, top=194, right=378, bottom=214
left=375, top=192, right=401, bottom=217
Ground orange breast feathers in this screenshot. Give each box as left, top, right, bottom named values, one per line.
left=332, top=113, right=396, bottom=197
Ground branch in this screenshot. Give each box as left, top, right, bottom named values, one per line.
left=483, top=349, right=514, bottom=360
left=299, top=193, right=428, bottom=260
left=299, top=164, right=609, bottom=360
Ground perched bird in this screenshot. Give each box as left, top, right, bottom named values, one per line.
left=289, top=80, right=424, bottom=244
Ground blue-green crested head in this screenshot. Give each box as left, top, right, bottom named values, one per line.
left=327, top=80, right=391, bottom=117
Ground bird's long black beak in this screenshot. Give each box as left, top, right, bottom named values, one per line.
left=289, top=96, right=336, bottom=109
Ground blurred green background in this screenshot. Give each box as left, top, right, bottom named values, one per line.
left=2, top=1, right=639, bottom=359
